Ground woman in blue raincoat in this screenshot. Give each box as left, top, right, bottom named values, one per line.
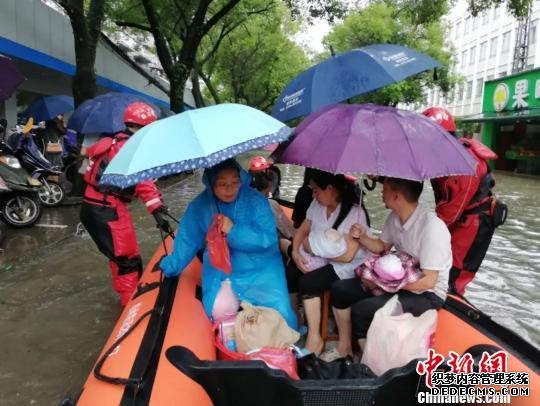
left=160, top=158, right=297, bottom=329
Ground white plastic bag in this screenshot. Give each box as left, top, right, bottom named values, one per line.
left=361, top=294, right=437, bottom=376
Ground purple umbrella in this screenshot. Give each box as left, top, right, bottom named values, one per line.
left=0, top=54, right=24, bottom=100
left=275, top=103, right=476, bottom=181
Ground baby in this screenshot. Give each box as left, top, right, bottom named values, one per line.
left=299, top=228, right=347, bottom=271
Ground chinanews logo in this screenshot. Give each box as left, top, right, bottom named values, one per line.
left=416, top=349, right=530, bottom=404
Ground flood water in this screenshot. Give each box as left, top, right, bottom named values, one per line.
left=0, top=162, right=538, bottom=405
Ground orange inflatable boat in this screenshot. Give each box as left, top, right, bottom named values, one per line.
left=70, top=216, right=539, bottom=405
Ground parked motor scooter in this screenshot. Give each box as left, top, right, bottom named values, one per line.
left=5, top=120, right=65, bottom=207
left=0, top=119, right=42, bottom=227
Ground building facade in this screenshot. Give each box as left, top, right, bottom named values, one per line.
left=0, top=0, right=194, bottom=127
left=425, top=0, right=540, bottom=118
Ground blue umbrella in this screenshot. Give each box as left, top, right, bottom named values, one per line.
left=23, top=95, right=74, bottom=122
left=100, top=103, right=292, bottom=189
left=272, top=44, right=440, bottom=122
left=67, top=92, right=163, bottom=134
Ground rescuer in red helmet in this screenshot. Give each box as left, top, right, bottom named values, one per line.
left=80, top=101, right=172, bottom=305
left=422, top=107, right=507, bottom=295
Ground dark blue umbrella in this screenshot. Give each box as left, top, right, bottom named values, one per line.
left=271, top=44, right=440, bottom=122
left=23, top=95, right=74, bottom=122
left=67, top=92, right=163, bottom=134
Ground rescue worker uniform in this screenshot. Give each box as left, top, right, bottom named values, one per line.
left=80, top=132, right=164, bottom=305
left=431, top=138, right=502, bottom=295
left=79, top=101, right=169, bottom=305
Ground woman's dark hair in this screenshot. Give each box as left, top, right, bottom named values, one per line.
left=310, top=169, right=360, bottom=229
left=302, top=167, right=316, bottom=187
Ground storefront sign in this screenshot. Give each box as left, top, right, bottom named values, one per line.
left=493, top=83, right=509, bottom=111
left=484, top=68, right=540, bottom=112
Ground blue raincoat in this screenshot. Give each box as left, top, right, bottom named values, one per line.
left=161, top=159, right=297, bottom=329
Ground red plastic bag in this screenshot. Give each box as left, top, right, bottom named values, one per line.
left=246, top=347, right=299, bottom=380
left=206, top=214, right=232, bottom=274
left=214, top=324, right=299, bottom=380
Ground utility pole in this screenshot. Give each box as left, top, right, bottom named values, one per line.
left=512, top=4, right=533, bottom=74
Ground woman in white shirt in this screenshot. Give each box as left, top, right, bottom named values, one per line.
left=287, top=170, right=371, bottom=358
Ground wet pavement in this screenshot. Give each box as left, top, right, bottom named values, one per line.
left=0, top=174, right=200, bottom=405
left=0, top=164, right=539, bottom=405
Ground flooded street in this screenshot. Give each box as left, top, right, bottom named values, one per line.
left=0, top=163, right=539, bottom=405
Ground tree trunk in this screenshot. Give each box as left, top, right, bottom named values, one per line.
left=199, top=70, right=221, bottom=104
left=72, top=43, right=98, bottom=107
left=60, top=0, right=105, bottom=107
left=190, top=69, right=206, bottom=108
left=169, top=64, right=190, bottom=112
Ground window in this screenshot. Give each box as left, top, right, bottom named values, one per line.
left=472, top=16, right=479, bottom=31
left=499, top=71, right=507, bottom=78
left=530, top=20, right=538, bottom=45
left=464, top=16, right=470, bottom=35
left=461, top=50, right=467, bottom=68
left=469, top=46, right=476, bottom=65
left=455, top=21, right=461, bottom=38
left=482, top=12, right=489, bottom=25
left=479, top=41, right=487, bottom=61
left=493, top=7, right=500, bottom=19
left=475, top=78, right=484, bottom=98
left=502, top=31, right=511, bottom=53
left=466, top=81, right=473, bottom=99
left=490, top=37, right=498, bottom=57
left=458, top=83, right=464, bottom=100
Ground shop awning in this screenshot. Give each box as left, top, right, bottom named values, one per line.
left=461, top=109, right=540, bottom=122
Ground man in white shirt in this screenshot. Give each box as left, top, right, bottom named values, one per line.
left=331, top=177, right=452, bottom=347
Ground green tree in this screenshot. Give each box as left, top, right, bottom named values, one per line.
left=465, top=0, right=534, bottom=18
left=113, top=0, right=283, bottom=112
left=58, top=0, right=107, bottom=106
left=284, top=0, right=348, bottom=22
left=201, top=2, right=309, bottom=111
left=323, top=1, right=458, bottom=106
left=389, top=0, right=533, bottom=19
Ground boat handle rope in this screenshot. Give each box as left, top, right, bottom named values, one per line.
left=94, top=261, right=170, bottom=388
left=94, top=308, right=157, bottom=386
left=93, top=308, right=158, bottom=386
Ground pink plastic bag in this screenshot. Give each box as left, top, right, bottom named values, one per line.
left=206, top=214, right=231, bottom=274
left=214, top=324, right=299, bottom=380
left=212, top=279, right=240, bottom=322
left=246, top=347, right=299, bottom=380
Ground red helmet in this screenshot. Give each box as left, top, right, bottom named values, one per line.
left=124, top=102, right=158, bottom=127
left=422, top=106, right=456, bottom=132
left=249, top=156, right=271, bottom=171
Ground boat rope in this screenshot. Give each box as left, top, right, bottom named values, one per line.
left=93, top=308, right=158, bottom=386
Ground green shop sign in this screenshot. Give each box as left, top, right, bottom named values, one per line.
left=483, top=68, right=540, bottom=113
